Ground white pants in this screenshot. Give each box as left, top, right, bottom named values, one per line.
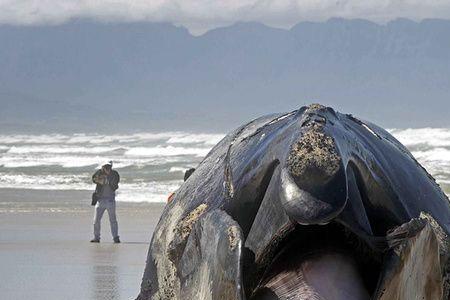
left=93, top=199, right=119, bottom=240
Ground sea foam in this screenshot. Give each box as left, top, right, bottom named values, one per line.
left=1, top=129, right=449, bottom=202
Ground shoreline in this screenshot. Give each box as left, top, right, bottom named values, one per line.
left=0, top=188, right=167, bottom=212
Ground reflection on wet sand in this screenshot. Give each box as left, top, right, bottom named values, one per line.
left=90, top=245, right=120, bottom=300
left=0, top=193, right=164, bottom=300
left=93, top=265, right=119, bottom=300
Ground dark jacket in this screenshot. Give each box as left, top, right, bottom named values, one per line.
left=92, top=169, right=120, bottom=198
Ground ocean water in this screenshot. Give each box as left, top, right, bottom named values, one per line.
left=0, top=132, right=223, bottom=203
left=0, top=129, right=449, bottom=203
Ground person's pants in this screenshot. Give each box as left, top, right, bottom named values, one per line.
left=93, top=199, right=119, bottom=240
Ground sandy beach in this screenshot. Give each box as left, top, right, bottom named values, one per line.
left=0, top=188, right=165, bottom=300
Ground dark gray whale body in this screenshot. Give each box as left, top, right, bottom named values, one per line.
left=137, top=104, right=450, bottom=300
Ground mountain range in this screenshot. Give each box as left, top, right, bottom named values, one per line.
left=1, top=18, right=450, bottom=132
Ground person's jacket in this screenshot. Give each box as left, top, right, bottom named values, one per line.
left=92, top=169, right=120, bottom=197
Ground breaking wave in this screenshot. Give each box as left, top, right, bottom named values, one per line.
left=0, top=131, right=222, bottom=202
left=389, top=128, right=450, bottom=185
left=1, top=129, right=450, bottom=202
left=124, top=146, right=210, bottom=157
left=0, top=132, right=223, bottom=146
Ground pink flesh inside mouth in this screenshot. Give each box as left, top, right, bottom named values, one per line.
left=253, top=251, right=370, bottom=300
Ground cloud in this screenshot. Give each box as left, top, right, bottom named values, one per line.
left=1, top=0, right=450, bottom=34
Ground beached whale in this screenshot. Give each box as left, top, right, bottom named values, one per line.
left=136, top=104, right=450, bottom=300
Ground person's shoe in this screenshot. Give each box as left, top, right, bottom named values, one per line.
left=113, top=237, right=121, bottom=244
left=90, top=238, right=100, bottom=243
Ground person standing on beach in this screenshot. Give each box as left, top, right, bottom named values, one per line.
left=90, top=162, right=121, bottom=243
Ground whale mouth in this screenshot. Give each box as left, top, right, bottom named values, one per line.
left=248, top=222, right=382, bottom=300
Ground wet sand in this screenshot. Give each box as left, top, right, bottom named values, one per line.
left=0, top=189, right=165, bottom=300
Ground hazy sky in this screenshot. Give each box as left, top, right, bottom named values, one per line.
left=1, top=0, right=450, bottom=34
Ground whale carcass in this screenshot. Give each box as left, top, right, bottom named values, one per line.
left=136, top=104, right=450, bottom=300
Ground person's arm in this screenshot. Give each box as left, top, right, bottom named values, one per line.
left=108, top=171, right=120, bottom=191
left=92, top=170, right=102, bottom=184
